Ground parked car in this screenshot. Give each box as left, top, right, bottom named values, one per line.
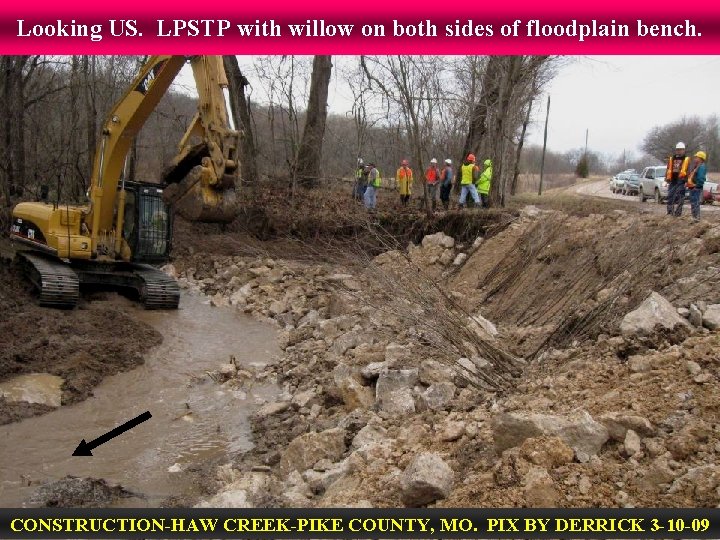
left=638, top=165, right=669, bottom=203
left=703, top=180, right=720, bottom=204
left=622, top=173, right=641, bottom=196
left=610, top=172, right=631, bottom=193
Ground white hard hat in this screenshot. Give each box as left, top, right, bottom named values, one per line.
left=358, top=157, right=364, bottom=165
left=430, top=158, right=437, bottom=164
left=444, top=159, right=452, bottom=165
left=676, top=142, right=685, bottom=150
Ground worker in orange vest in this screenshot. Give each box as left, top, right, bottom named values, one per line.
left=396, top=159, right=413, bottom=207
left=666, top=141, right=690, bottom=217
left=425, top=158, right=440, bottom=211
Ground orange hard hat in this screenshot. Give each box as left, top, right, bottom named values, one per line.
left=401, top=159, right=409, bottom=166
left=466, top=153, right=476, bottom=162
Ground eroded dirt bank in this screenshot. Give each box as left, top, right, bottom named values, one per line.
left=0, top=257, right=161, bottom=425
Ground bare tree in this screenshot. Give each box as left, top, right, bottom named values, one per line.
left=361, top=55, right=441, bottom=214
left=294, top=55, right=333, bottom=187
left=642, top=116, right=717, bottom=166
left=223, top=55, right=259, bottom=184
left=463, top=56, right=555, bottom=207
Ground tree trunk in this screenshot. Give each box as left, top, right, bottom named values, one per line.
left=294, top=55, right=332, bottom=188
left=1, top=57, right=13, bottom=204
left=511, top=99, right=533, bottom=196
left=462, top=57, right=503, bottom=161
left=83, top=56, right=97, bottom=191
left=223, top=56, right=259, bottom=184
left=1, top=56, right=31, bottom=200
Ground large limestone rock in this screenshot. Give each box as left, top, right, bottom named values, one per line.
left=378, top=387, right=415, bottom=415
left=669, top=464, right=720, bottom=499
left=376, top=369, right=418, bottom=415
left=332, top=364, right=375, bottom=411
left=492, top=410, right=609, bottom=459
left=422, top=232, right=455, bottom=250
left=469, top=313, right=498, bottom=338
left=702, top=304, right=720, bottom=330
left=599, top=412, right=655, bottom=441
left=280, top=428, right=346, bottom=474
left=385, top=343, right=411, bottom=363
left=351, top=424, right=389, bottom=450
left=419, top=382, right=456, bottom=411
left=419, top=359, right=456, bottom=385
left=331, top=330, right=364, bottom=355
left=399, top=453, right=454, bottom=507
left=523, top=466, right=561, bottom=507
left=620, top=292, right=690, bottom=336
left=519, top=436, right=574, bottom=468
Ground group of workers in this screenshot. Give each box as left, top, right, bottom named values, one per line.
left=666, top=141, right=708, bottom=221
left=353, top=154, right=493, bottom=211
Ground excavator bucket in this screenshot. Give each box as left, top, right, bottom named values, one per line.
left=161, top=143, right=237, bottom=223
left=162, top=167, right=237, bottom=223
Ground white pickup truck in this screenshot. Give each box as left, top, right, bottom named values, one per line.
left=637, top=165, right=669, bottom=203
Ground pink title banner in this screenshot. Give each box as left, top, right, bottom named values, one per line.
left=1, top=0, right=720, bottom=53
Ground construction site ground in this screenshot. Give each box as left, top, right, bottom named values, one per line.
left=2, top=178, right=720, bottom=508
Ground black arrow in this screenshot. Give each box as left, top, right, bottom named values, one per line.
left=72, top=411, right=152, bottom=456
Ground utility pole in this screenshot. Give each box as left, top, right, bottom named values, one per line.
left=584, top=128, right=589, bottom=156
left=538, top=94, right=550, bottom=196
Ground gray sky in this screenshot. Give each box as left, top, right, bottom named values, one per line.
left=527, top=56, right=720, bottom=159
left=176, top=55, right=720, bottom=160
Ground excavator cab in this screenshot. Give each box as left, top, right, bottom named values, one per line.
left=121, top=182, right=172, bottom=264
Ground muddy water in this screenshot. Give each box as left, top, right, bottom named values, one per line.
left=0, top=293, right=280, bottom=507
left=0, top=373, right=64, bottom=407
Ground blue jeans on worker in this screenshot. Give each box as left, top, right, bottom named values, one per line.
left=353, top=182, right=367, bottom=201
left=689, top=187, right=702, bottom=220
left=667, top=180, right=686, bottom=216
left=364, top=185, right=377, bottom=209
left=459, top=183, right=480, bottom=205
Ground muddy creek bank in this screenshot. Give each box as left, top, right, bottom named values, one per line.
left=0, top=293, right=279, bottom=507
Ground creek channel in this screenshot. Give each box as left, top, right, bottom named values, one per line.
left=0, top=292, right=280, bottom=507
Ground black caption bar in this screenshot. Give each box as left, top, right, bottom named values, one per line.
left=2, top=508, right=720, bottom=539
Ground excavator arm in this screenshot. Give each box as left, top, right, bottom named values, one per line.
left=160, top=56, right=240, bottom=222
left=86, top=55, right=239, bottom=257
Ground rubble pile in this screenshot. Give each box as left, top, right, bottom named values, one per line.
left=170, top=208, right=720, bottom=508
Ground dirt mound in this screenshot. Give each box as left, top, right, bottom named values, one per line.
left=171, top=183, right=511, bottom=260
left=29, top=476, right=139, bottom=507
left=0, top=257, right=162, bottom=424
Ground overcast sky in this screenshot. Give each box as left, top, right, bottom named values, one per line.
left=178, top=55, right=720, bottom=160
left=526, top=56, right=720, bottom=159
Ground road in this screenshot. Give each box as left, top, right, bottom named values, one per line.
left=571, top=178, right=720, bottom=215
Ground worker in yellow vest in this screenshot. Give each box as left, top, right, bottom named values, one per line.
left=476, top=159, right=492, bottom=208
left=396, top=159, right=413, bottom=207
left=458, top=153, right=481, bottom=209
left=363, top=162, right=381, bottom=211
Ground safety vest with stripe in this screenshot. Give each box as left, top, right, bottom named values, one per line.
left=666, top=155, right=689, bottom=181
left=461, top=163, right=477, bottom=185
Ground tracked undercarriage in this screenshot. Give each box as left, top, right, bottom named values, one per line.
left=17, top=251, right=179, bottom=309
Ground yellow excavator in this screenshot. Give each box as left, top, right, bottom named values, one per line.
left=9, top=56, right=240, bottom=309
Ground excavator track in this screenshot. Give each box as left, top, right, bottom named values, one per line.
left=17, top=252, right=80, bottom=308
left=133, top=265, right=180, bottom=309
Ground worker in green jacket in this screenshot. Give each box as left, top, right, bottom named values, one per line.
left=476, top=159, right=492, bottom=208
